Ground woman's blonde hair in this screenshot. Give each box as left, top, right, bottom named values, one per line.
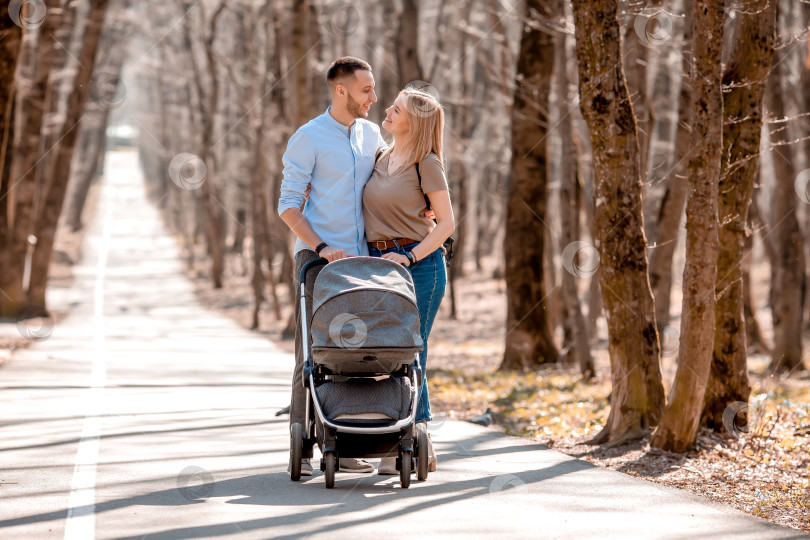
left=384, top=87, right=444, bottom=169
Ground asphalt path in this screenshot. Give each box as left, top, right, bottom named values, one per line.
left=0, top=150, right=806, bottom=539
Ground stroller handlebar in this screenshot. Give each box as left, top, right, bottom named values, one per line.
left=300, top=257, right=328, bottom=285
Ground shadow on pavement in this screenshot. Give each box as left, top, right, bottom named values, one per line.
left=0, top=440, right=579, bottom=538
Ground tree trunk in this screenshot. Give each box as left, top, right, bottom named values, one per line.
left=572, top=0, right=665, bottom=445
left=179, top=2, right=222, bottom=288
left=250, top=134, right=268, bottom=330
left=198, top=3, right=226, bottom=289
left=652, top=0, right=724, bottom=452
left=396, top=0, right=422, bottom=85
left=1, top=0, right=62, bottom=317
left=622, top=6, right=651, bottom=183
left=586, top=268, right=602, bottom=339
left=544, top=220, right=563, bottom=343
left=649, top=0, right=693, bottom=330
left=560, top=171, right=595, bottom=379
left=292, top=0, right=317, bottom=128
left=802, top=6, right=810, bottom=331
left=572, top=110, right=602, bottom=339
left=27, top=0, right=111, bottom=309
left=742, top=210, right=770, bottom=354
left=0, top=3, right=23, bottom=299
left=446, top=155, right=464, bottom=319
left=554, top=6, right=593, bottom=378
left=65, top=35, right=124, bottom=232
left=500, top=0, right=558, bottom=371
left=766, top=46, right=806, bottom=374
left=701, top=0, right=775, bottom=430
left=640, top=0, right=678, bottom=246
left=249, top=3, right=281, bottom=329
left=65, top=102, right=110, bottom=232
left=442, top=2, right=475, bottom=284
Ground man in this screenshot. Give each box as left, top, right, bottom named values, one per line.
left=278, top=57, right=386, bottom=475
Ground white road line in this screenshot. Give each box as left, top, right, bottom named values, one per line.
left=63, top=183, right=114, bottom=540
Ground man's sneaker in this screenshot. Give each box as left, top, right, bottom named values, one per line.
left=338, top=458, right=374, bottom=473
left=288, top=458, right=313, bottom=476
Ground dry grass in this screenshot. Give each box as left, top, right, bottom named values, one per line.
left=432, top=363, right=810, bottom=533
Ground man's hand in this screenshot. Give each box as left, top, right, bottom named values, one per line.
left=425, top=208, right=436, bottom=221
left=319, top=246, right=351, bottom=262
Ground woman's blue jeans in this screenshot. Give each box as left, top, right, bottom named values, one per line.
left=368, top=242, right=446, bottom=423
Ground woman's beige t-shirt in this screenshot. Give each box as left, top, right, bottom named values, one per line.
left=363, top=153, right=448, bottom=242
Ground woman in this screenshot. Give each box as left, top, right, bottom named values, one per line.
left=362, top=88, right=454, bottom=475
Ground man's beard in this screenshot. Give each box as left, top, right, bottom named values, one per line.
left=347, top=93, right=367, bottom=118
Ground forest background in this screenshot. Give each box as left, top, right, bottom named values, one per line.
left=1, top=0, right=810, bottom=532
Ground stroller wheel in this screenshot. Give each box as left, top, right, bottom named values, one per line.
left=324, top=452, right=336, bottom=489
left=399, top=451, right=412, bottom=488
left=290, top=423, right=303, bottom=481
left=416, top=428, right=429, bottom=481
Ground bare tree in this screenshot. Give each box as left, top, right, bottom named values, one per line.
left=652, top=0, right=724, bottom=452
left=500, top=0, right=558, bottom=370
left=179, top=0, right=226, bottom=289
left=0, top=3, right=24, bottom=304
left=700, top=0, right=776, bottom=429
left=766, top=44, right=806, bottom=374
left=246, top=2, right=281, bottom=328
left=292, top=0, right=321, bottom=127
left=396, top=0, right=423, bottom=86
left=801, top=1, right=810, bottom=331
left=742, top=205, right=771, bottom=353
left=64, top=4, right=130, bottom=232
left=554, top=0, right=593, bottom=379
left=621, top=3, right=652, bottom=181
left=1, top=0, right=62, bottom=317
left=648, top=0, right=693, bottom=330
left=571, top=0, right=666, bottom=445
left=27, top=0, right=112, bottom=309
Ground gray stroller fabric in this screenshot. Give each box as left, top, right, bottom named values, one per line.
left=312, top=257, right=418, bottom=314
left=310, top=257, right=423, bottom=372
left=315, top=376, right=413, bottom=424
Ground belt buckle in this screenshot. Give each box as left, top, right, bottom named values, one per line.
left=373, top=240, right=387, bottom=250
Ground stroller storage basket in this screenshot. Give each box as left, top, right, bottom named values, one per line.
left=315, top=376, right=413, bottom=424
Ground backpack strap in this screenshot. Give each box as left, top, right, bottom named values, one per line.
left=415, top=162, right=430, bottom=208
left=416, top=161, right=438, bottom=224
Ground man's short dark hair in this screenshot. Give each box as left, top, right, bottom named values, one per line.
left=326, top=57, right=372, bottom=86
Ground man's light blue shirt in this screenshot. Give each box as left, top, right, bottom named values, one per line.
left=278, top=107, right=387, bottom=256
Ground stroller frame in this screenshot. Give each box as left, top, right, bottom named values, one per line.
left=289, top=257, right=429, bottom=489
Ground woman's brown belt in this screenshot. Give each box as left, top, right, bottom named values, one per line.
left=368, top=238, right=419, bottom=250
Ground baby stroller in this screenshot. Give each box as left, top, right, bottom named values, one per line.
left=289, top=256, right=430, bottom=489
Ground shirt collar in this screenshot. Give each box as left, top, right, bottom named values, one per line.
left=324, top=107, right=355, bottom=134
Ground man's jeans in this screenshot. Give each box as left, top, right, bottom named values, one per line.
left=290, top=249, right=322, bottom=430
left=368, top=242, right=447, bottom=423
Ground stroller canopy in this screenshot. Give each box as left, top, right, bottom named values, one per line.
left=311, top=257, right=423, bottom=354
